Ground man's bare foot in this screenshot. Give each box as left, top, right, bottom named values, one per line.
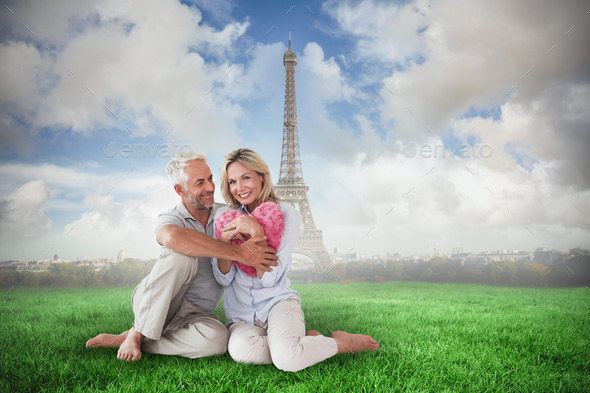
left=86, top=330, right=129, bottom=348
left=117, top=328, right=144, bottom=362
left=332, top=330, right=379, bottom=354
left=306, top=330, right=323, bottom=336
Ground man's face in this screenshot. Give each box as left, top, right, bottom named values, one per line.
left=181, top=160, right=215, bottom=211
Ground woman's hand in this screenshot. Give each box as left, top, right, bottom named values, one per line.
left=218, top=227, right=233, bottom=243
left=222, top=215, right=264, bottom=241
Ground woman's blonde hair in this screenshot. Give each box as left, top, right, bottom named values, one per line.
left=220, top=148, right=283, bottom=208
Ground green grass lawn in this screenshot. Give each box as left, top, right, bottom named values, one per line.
left=1, top=282, right=588, bottom=392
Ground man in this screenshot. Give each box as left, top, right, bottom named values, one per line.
left=86, top=152, right=278, bottom=361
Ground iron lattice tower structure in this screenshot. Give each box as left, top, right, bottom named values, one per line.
left=275, top=31, right=334, bottom=272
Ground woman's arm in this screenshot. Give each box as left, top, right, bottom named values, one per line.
left=216, top=229, right=236, bottom=275
left=211, top=256, right=236, bottom=286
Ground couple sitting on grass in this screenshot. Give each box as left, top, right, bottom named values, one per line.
left=86, top=149, right=378, bottom=372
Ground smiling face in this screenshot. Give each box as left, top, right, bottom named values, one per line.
left=178, top=159, right=215, bottom=212
left=226, top=161, right=264, bottom=212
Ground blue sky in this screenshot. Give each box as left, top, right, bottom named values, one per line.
left=1, top=0, right=589, bottom=261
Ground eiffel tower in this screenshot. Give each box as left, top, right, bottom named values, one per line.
left=275, top=31, right=334, bottom=272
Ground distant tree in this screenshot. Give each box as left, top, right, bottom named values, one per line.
left=102, top=259, right=144, bottom=286
left=515, top=262, right=549, bottom=286
left=75, top=265, right=101, bottom=287
left=38, top=272, right=54, bottom=287
left=483, top=260, right=517, bottom=286
left=22, top=272, right=40, bottom=287
left=0, top=270, right=23, bottom=287
left=549, top=251, right=590, bottom=286
left=48, top=263, right=80, bottom=286
left=457, top=268, right=487, bottom=284
left=426, top=258, right=457, bottom=282
left=385, top=261, right=405, bottom=281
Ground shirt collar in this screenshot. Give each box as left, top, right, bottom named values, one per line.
left=177, top=202, right=220, bottom=226
left=176, top=202, right=194, bottom=221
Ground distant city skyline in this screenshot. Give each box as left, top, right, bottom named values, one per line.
left=3, top=244, right=579, bottom=265
left=1, top=1, right=589, bottom=261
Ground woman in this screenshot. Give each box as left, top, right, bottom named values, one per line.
left=212, top=148, right=378, bottom=372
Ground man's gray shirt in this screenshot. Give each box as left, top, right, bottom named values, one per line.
left=154, top=202, right=225, bottom=312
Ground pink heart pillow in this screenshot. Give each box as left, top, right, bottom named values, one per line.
left=215, top=202, right=284, bottom=277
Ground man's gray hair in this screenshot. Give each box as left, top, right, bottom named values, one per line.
left=165, top=152, right=208, bottom=186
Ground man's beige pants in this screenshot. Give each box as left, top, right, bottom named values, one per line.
left=227, top=297, right=338, bottom=372
left=131, top=249, right=228, bottom=358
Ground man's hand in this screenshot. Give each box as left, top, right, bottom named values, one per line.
left=237, top=236, right=279, bottom=272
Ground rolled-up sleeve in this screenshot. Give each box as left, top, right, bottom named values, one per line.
left=258, top=202, right=301, bottom=288
left=153, top=210, right=185, bottom=238
left=211, top=258, right=236, bottom=286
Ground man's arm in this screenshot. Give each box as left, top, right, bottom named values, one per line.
left=221, top=215, right=269, bottom=278
left=157, top=224, right=278, bottom=270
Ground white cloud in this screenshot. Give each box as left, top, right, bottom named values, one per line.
left=302, top=0, right=590, bottom=256
left=0, top=161, right=180, bottom=260
left=0, top=41, right=53, bottom=117
left=219, top=42, right=285, bottom=102
left=293, top=42, right=364, bottom=158
left=299, top=42, right=356, bottom=103
left=0, top=180, right=53, bottom=238
left=0, top=163, right=111, bottom=197
left=308, top=150, right=590, bottom=257
left=325, top=0, right=429, bottom=64
left=327, top=0, right=590, bottom=144
left=1, top=0, right=588, bottom=261
left=63, top=179, right=176, bottom=260
left=1, top=0, right=250, bottom=152
left=0, top=0, right=93, bottom=44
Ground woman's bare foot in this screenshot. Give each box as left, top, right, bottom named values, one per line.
left=117, top=328, right=144, bottom=362
left=86, top=330, right=129, bottom=348
left=306, top=330, right=323, bottom=336
left=332, top=330, right=379, bottom=354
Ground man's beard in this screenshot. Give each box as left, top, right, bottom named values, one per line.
left=186, top=191, right=214, bottom=211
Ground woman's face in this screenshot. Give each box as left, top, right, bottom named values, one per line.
left=227, top=161, right=264, bottom=210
